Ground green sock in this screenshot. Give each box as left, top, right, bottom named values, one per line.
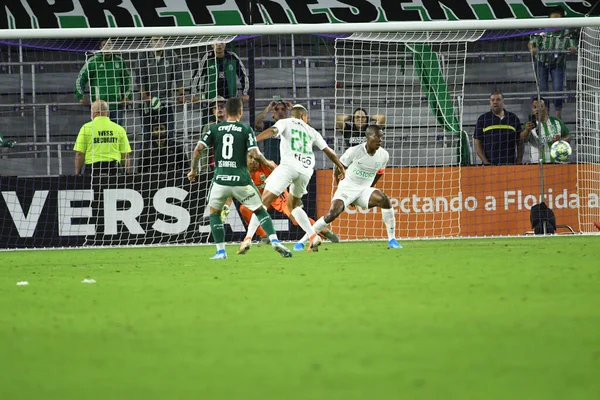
left=254, top=207, right=276, bottom=236
left=210, top=214, right=225, bottom=246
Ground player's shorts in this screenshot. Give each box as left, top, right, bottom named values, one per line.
left=332, top=183, right=377, bottom=209
left=264, top=164, right=312, bottom=198
left=208, top=182, right=262, bottom=211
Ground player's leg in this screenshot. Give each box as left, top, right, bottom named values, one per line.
left=241, top=189, right=279, bottom=250
left=206, top=183, right=231, bottom=260
left=279, top=197, right=339, bottom=243
left=239, top=203, right=268, bottom=242
left=234, top=185, right=292, bottom=258
left=287, top=181, right=324, bottom=251
left=360, top=188, right=401, bottom=249
left=294, top=198, right=346, bottom=252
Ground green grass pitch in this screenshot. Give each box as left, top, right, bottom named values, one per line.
left=1, top=237, right=599, bottom=400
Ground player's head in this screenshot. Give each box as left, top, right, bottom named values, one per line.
left=365, top=125, right=383, bottom=151
left=352, top=108, right=369, bottom=129
left=489, top=91, right=504, bottom=114
left=151, top=123, right=168, bottom=148
left=272, top=100, right=288, bottom=120
left=290, top=104, right=309, bottom=123
left=247, top=153, right=260, bottom=172
left=531, top=96, right=548, bottom=119
left=549, top=5, right=565, bottom=18
left=212, top=96, right=226, bottom=121
left=213, top=42, right=226, bottom=58
left=225, top=97, right=243, bottom=120
left=91, top=100, right=109, bottom=119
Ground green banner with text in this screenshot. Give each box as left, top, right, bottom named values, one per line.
left=1, top=1, right=596, bottom=30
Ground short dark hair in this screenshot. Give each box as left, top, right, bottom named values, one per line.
left=490, top=90, right=504, bottom=99
left=225, top=97, right=242, bottom=116
left=548, top=5, right=565, bottom=17
left=366, top=124, right=382, bottom=138
left=531, top=96, right=547, bottom=105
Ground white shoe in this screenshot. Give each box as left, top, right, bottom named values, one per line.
left=308, top=235, right=322, bottom=252
left=236, top=239, right=251, bottom=255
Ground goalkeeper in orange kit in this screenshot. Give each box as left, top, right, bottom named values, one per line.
left=232, top=153, right=339, bottom=249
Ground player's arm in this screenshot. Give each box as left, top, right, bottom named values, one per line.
left=256, top=126, right=278, bottom=142
left=334, top=163, right=348, bottom=185
left=248, top=147, right=276, bottom=171
left=188, top=141, right=206, bottom=182
left=323, top=147, right=345, bottom=181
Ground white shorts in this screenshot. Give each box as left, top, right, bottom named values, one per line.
left=332, top=183, right=377, bottom=209
left=264, top=164, right=312, bottom=198
left=208, top=182, right=263, bottom=211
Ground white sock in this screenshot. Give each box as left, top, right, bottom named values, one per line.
left=298, top=217, right=328, bottom=244
left=313, top=217, right=328, bottom=235
left=291, top=207, right=316, bottom=239
left=216, top=243, right=225, bottom=251
left=245, top=213, right=261, bottom=241
left=381, top=208, right=396, bottom=241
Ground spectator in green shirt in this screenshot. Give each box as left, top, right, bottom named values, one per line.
left=528, top=6, right=577, bottom=120
left=75, top=39, right=132, bottom=127
left=520, top=97, right=571, bottom=163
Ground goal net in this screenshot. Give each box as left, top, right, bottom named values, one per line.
left=332, top=31, right=482, bottom=239
left=576, top=26, right=600, bottom=233
left=0, top=24, right=598, bottom=249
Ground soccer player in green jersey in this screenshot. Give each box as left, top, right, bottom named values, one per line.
left=187, top=98, right=293, bottom=260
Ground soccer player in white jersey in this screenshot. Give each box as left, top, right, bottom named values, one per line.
left=237, top=104, right=346, bottom=254
left=295, top=125, right=401, bottom=251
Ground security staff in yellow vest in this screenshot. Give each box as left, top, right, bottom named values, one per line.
left=74, top=100, right=132, bottom=175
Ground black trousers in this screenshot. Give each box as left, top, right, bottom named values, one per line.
left=83, top=161, right=120, bottom=176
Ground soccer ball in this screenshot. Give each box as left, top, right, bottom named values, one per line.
left=550, top=140, right=572, bottom=162
left=150, top=96, right=161, bottom=110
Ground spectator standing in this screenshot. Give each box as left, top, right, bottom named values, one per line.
left=255, top=98, right=293, bottom=162
left=74, top=100, right=131, bottom=176
left=520, top=97, right=571, bottom=163
left=474, top=91, right=525, bottom=165
left=336, top=107, right=386, bottom=150
left=529, top=6, right=577, bottom=120
left=138, top=36, right=186, bottom=139
left=192, top=42, right=249, bottom=104
left=75, top=39, right=132, bottom=127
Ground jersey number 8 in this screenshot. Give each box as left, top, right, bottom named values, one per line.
left=222, top=133, right=234, bottom=160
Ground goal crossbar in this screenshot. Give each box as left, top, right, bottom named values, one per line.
left=1, top=17, right=600, bottom=40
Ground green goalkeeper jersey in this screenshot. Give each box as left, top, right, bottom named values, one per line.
left=199, top=120, right=258, bottom=186
left=75, top=53, right=132, bottom=110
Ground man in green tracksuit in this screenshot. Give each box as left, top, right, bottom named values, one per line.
left=191, top=42, right=249, bottom=125
left=75, top=39, right=132, bottom=127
